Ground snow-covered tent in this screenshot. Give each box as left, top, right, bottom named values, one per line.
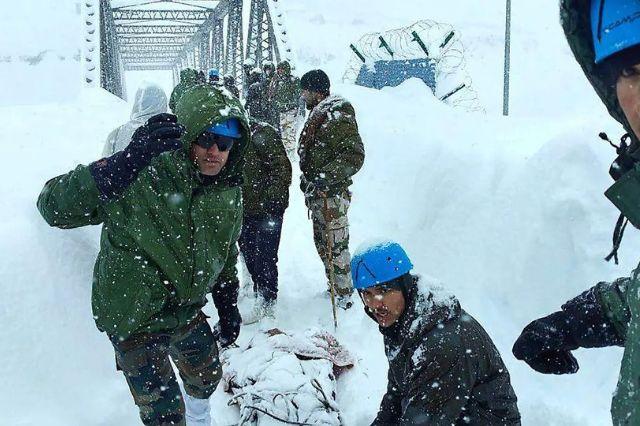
left=343, top=20, right=482, bottom=112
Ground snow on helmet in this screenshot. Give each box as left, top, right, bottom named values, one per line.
left=351, top=241, right=413, bottom=290
left=207, top=118, right=242, bottom=139
left=591, top=0, right=640, bottom=64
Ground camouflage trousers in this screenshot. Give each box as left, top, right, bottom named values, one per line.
left=111, top=312, right=221, bottom=426
left=279, top=109, right=299, bottom=157
left=307, top=192, right=353, bottom=295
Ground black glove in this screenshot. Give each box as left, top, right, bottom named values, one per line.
left=213, top=306, right=241, bottom=348
left=512, top=311, right=579, bottom=375
left=90, top=113, right=184, bottom=200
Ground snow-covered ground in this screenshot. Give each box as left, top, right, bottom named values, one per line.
left=1, top=0, right=637, bottom=425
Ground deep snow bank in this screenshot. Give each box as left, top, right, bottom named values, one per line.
left=0, top=1, right=82, bottom=106
left=0, top=88, right=134, bottom=425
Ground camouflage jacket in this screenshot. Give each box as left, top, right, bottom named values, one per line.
left=38, top=85, right=249, bottom=341
left=243, top=119, right=292, bottom=217
left=169, top=69, right=198, bottom=112
left=372, top=277, right=521, bottom=425
left=268, top=73, right=301, bottom=113
left=298, top=95, right=365, bottom=197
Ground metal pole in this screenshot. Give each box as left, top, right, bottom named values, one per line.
left=503, top=0, right=511, bottom=116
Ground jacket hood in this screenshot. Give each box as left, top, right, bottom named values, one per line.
left=561, top=0, right=638, bottom=145
left=179, top=68, right=199, bottom=84
left=130, top=83, right=168, bottom=121
left=174, top=84, right=250, bottom=186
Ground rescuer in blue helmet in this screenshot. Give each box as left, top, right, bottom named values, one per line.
left=512, top=2, right=640, bottom=424
left=208, top=68, right=220, bottom=84
left=352, top=241, right=520, bottom=424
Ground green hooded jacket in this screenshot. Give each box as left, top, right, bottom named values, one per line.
left=169, top=68, right=199, bottom=112
left=561, top=1, right=640, bottom=423
left=243, top=119, right=292, bottom=217
left=298, top=95, right=365, bottom=197
left=37, top=84, right=250, bottom=341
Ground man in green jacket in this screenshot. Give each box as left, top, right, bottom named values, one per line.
left=240, top=118, right=292, bottom=324
left=268, top=60, right=303, bottom=156
left=298, top=69, right=365, bottom=309
left=169, top=68, right=198, bottom=112
left=513, top=2, right=640, bottom=424
left=353, top=242, right=520, bottom=425
left=37, top=84, right=249, bottom=426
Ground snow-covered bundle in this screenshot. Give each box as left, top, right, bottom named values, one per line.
left=221, top=328, right=355, bottom=425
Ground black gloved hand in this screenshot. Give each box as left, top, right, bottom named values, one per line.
left=213, top=306, right=242, bottom=348
left=90, top=113, right=184, bottom=200
left=512, top=311, right=580, bottom=375
left=125, top=113, right=184, bottom=169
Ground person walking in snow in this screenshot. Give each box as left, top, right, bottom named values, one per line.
left=262, top=60, right=276, bottom=86
left=513, top=2, right=640, bottom=424
left=240, top=118, right=292, bottom=324
left=223, top=74, right=240, bottom=99
left=242, top=58, right=256, bottom=98
left=261, top=61, right=279, bottom=128
left=352, top=241, right=521, bottom=425
left=245, top=67, right=269, bottom=121
left=267, top=60, right=303, bottom=156
left=298, top=69, right=365, bottom=309
left=208, top=68, right=221, bottom=85
left=169, top=68, right=199, bottom=112
left=37, top=84, right=249, bottom=426
left=102, top=83, right=168, bottom=156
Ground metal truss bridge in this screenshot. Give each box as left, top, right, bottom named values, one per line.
left=97, top=0, right=283, bottom=98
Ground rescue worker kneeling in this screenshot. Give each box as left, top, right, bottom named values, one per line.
left=352, top=241, right=521, bottom=425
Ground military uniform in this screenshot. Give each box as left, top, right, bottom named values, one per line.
left=37, top=85, right=250, bottom=425
left=298, top=95, right=365, bottom=296
left=240, top=119, right=292, bottom=303
left=268, top=61, right=302, bottom=155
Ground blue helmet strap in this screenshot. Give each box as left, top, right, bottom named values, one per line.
left=596, top=0, right=606, bottom=42
left=354, top=258, right=377, bottom=284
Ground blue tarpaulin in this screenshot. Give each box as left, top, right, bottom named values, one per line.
left=355, top=58, right=436, bottom=91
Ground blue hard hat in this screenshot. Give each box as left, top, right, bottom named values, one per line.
left=208, top=118, right=242, bottom=139
left=351, top=241, right=413, bottom=290
left=209, top=69, right=220, bottom=78
left=591, top=0, right=640, bottom=64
